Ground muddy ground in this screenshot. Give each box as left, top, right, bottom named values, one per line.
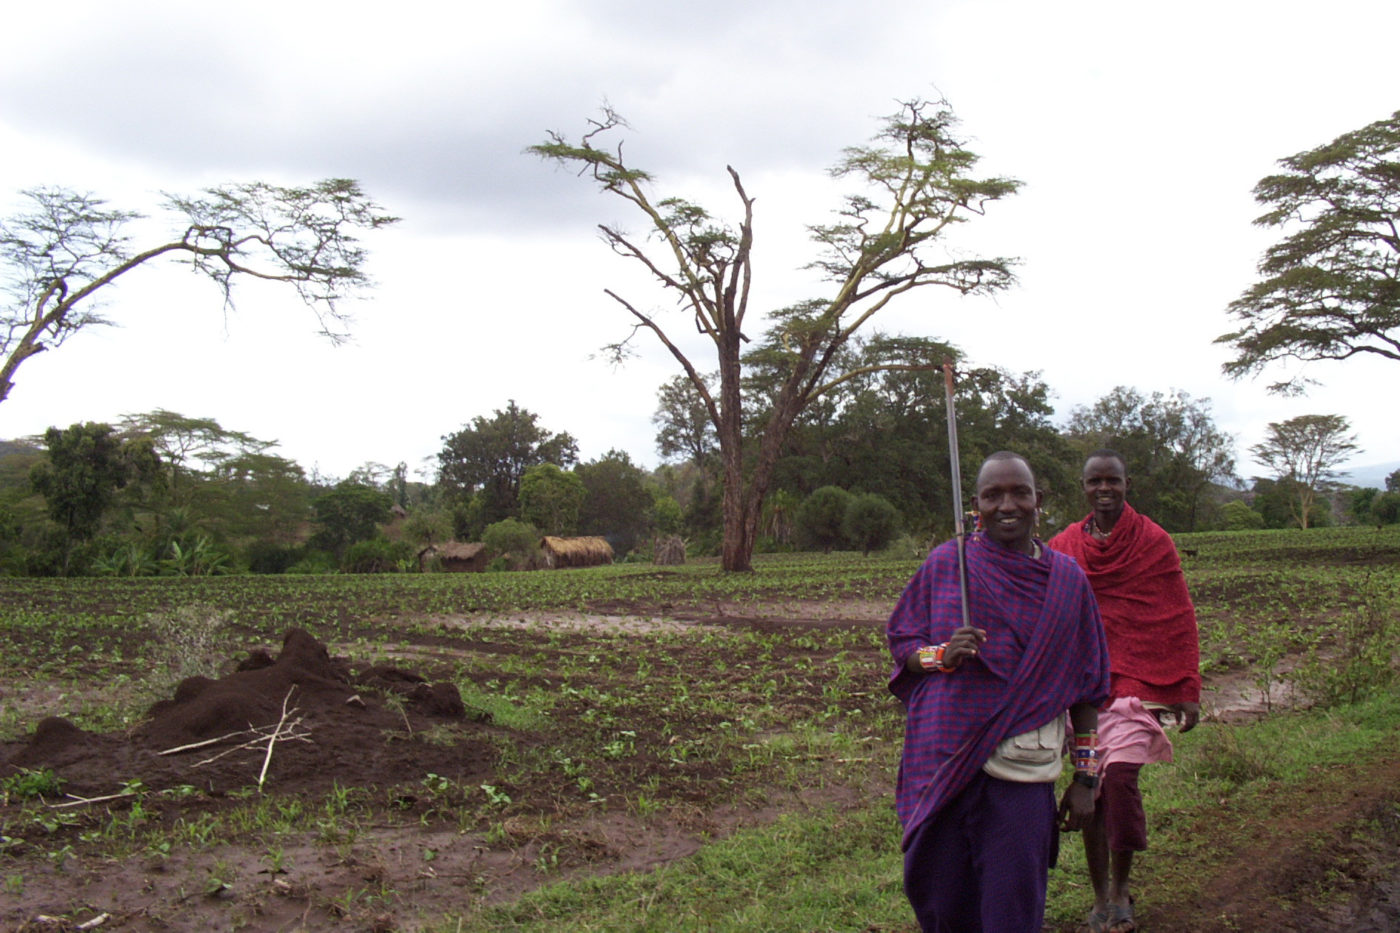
left=1, top=600, right=1398, bottom=932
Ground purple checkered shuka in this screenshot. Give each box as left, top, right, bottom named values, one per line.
left=887, top=534, right=1110, bottom=849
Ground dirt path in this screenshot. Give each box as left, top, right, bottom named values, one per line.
left=1141, top=751, right=1400, bottom=933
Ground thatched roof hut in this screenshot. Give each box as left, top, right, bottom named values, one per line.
left=539, top=535, right=614, bottom=569
left=419, top=541, right=488, bottom=573
left=653, top=534, right=686, bottom=566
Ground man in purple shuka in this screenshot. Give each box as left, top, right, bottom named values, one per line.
left=887, top=451, right=1111, bottom=932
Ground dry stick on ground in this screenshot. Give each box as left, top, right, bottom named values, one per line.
left=193, top=724, right=312, bottom=768
left=50, top=790, right=139, bottom=809
left=190, top=722, right=311, bottom=768
left=153, top=689, right=311, bottom=777
left=157, top=720, right=313, bottom=767
left=33, top=915, right=111, bottom=929
left=257, top=686, right=299, bottom=792
left=157, top=727, right=269, bottom=756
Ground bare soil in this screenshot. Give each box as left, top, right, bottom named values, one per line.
left=1, top=602, right=1398, bottom=932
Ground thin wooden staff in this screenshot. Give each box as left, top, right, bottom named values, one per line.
left=942, top=361, right=971, bottom=629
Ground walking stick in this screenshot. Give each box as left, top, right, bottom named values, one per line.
left=942, top=361, right=971, bottom=630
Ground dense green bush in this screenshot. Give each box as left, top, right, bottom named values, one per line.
left=842, top=493, right=901, bottom=555
left=342, top=537, right=415, bottom=573
left=798, top=486, right=853, bottom=552
left=244, top=542, right=303, bottom=575
left=482, top=518, right=541, bottom=570
left=285, top=550, right=338, bottom=574
left=1370, top=491, right=1400, bottom=526
left=1220, top=499, right=1266, bottom=531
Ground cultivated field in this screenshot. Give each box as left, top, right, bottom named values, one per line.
left=2, top=527, right=1399, bottom=932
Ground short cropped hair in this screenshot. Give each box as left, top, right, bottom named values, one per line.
left=1083, top=448, right=1128, bottom=475
left=980, top=450, right=1036, bottom=485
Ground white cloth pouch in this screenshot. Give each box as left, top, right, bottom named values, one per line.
left=981, top=711, right=1066, bottom=782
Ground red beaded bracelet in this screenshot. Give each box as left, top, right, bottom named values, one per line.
left=916, top=644, right=954, bottom=673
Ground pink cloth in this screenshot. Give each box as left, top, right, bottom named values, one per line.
left=1096, top=696, right=1173, bottom=791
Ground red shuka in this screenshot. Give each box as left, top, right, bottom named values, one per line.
left=1047, top=503, right=1201, bottom=706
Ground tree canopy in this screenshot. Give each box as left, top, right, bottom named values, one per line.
left=0, top=180, right=396, bottom=406
left=311, top=480, right=392, bottom=559
left=29, top=422, right=161, bottom=573
left=1217, top=110, right=1400, bottom=392
left=533, top=98, right=1020, bottom=570
left=1065, top=387, right=1236, bottom=532
left=438, top=401, right=579, bottom=527
left=518, top=463, right=585, bottom=536
left=119, top=410, right=276, bottom=507
left=652, top=373, right=718, bottom=473
left=1250, top=413, right=1360, bottom=529
left=576, top=450, right=653, bottom=556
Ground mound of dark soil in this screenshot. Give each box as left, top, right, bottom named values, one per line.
left=1, top=628, right=493, bottom=799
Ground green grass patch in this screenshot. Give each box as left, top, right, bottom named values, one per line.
left=450, top=804, right=912, bottom=932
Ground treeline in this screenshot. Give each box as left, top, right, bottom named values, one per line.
left=0, top=361, right=1390, bottom=576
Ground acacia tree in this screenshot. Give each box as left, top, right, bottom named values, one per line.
left=119, top=409, right=276, bottom=509
left=0, top=180, right=397, bottom=406
left=1250, top=413, right=1360, bottom=529
left=533, top=99, right=1019, bottom=571
left=1217, top=110, right=1400, bottom=392
left=215, top=452, right=313, bottom=548
left=652, top=373, right=718, bottom=474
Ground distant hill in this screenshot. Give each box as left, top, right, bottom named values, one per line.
left=0, top=438, right=41, bottom=459
left=1338, top=460, right=1400, bottom=490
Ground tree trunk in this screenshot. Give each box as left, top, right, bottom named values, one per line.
left=716, top=326, right=752, bottom=572
left=719, top=460, right=774, bottom=573
left=719, top=392, right=806, bottom=572
left=720, top=493, right=757, bottom=572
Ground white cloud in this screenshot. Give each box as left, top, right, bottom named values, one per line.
left=1, top=0, right=1397, bottom=482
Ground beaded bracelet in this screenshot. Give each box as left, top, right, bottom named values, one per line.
left=916, top=644, right=955, bottom=673
left=1072, top=731, right=1099, bottom=776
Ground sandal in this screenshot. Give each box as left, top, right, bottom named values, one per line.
left=1087, top=908, right=1110, bottom=933
left=1107, top=897, right=1136, bottom=932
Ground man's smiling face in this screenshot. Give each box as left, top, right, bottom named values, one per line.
left=1082, top=455, right=1128, bottom=521
left=973, top=456, right=1041, bottom=553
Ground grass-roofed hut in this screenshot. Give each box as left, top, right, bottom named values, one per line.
left=418, top=541, right=488, bottom=573
left=539, top=535, right=614, bottom=569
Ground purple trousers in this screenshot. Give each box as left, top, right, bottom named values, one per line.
left=903, top=771, right=1057, bottom=933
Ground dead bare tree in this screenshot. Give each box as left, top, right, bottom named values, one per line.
left=532, top=99, right=1020, bottom=571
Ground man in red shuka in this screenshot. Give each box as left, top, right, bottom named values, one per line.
left=1047, top=449, right=1201, bottom=933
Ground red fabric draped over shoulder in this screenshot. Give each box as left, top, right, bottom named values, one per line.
left=1048, top=504, right=1201, bottom=706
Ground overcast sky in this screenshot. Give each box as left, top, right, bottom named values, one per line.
left=2, top=0, right=1396, bottom=488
